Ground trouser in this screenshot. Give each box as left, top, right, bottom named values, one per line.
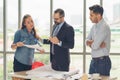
left=13, top=58, right=32, bottom=80
left=89, top=56, right=111, bottom=76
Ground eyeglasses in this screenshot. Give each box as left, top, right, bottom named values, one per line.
left=54, top=16, right=63, bottom=21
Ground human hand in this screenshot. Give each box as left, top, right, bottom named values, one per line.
left=86, top=40, right=94, bottom=47
left=49, top=37, right=60, bottom=44
left=11, top=44, right=17, bottom=50
left=39, top=49, right=45, bottom=54
left=16, top=42, right=24, bottom=47
left=49, top=37, right=52, bottom=42
left=100, top=42, right=106, bottom=48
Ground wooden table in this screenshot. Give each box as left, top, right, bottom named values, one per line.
left=10, top=71, right=30, bottom=80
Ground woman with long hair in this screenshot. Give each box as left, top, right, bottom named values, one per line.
left=11, top=14, right=44, bottom=75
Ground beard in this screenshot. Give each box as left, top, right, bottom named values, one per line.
left=54, top=21, right=60, bottom=25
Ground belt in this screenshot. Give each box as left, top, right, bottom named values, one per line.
left=92, top=56, right=109, bottom=60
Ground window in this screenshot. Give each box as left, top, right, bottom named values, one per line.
left=6, top=0, right=18, bottom=51
left=0, top=54, right=3, bottom=80
left=103, top=0, right=120, bottom=53
left=7, top=54, right=14, bottom=80
left=0, top=0, right=3, bottom=51
left=6, top=0, right=18, bottom=79
left=110, top=56, right=120, bottom=79
left=22, top=0, right=50, bottom=52
left=0, top=0, right=3, bottom=79
left=53, top=0, right=83, bottom=52
left=34, top=54, right=49, bottom=65
left=1, top=1, right=120, bottom=80
left=70, top=55, right=83, bottom=72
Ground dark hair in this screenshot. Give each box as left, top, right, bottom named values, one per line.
left=89, top=4, right=104, bottom=16
left=54, top=8, right=65, bottom=17
left=21, top=14, right=37, bottom=38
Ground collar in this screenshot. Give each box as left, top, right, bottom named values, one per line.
left=23, top=28, right=33, bottom=34
left=96, top=18, right=104, bottom=27
left=58, top=21, right=65, bottom=27
left=57, top=22, right=65, bottom=31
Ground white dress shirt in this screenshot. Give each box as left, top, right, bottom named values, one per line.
left=86, top=18, right=111, bottom=58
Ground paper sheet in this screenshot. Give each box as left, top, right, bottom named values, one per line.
left=26, top=65, right=80, bottom=79
left=24, top=44, right=43, bottom=51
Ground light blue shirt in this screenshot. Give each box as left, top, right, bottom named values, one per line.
left=13, top=28, right=38, bottom=65
left=86, top=19, right=111, bottom=58
left=53, top=22, right=64, bottom=46
left=57, top=22, right=64, bottom=33
left=53, top=22, right=64, bottom=36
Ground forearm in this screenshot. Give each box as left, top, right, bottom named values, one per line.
left=11, top=42, right=24, bottom=50
left=86, top=40, right=93, bottom=48
left=11, top=44, right=17, bottom=50
left=91, top=37, right=105, bottom=50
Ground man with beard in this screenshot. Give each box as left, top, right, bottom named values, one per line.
left=43, top=8, right=75, bottom=71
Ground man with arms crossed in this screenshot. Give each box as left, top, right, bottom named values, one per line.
left=86, top=4, right=111, bottom=78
